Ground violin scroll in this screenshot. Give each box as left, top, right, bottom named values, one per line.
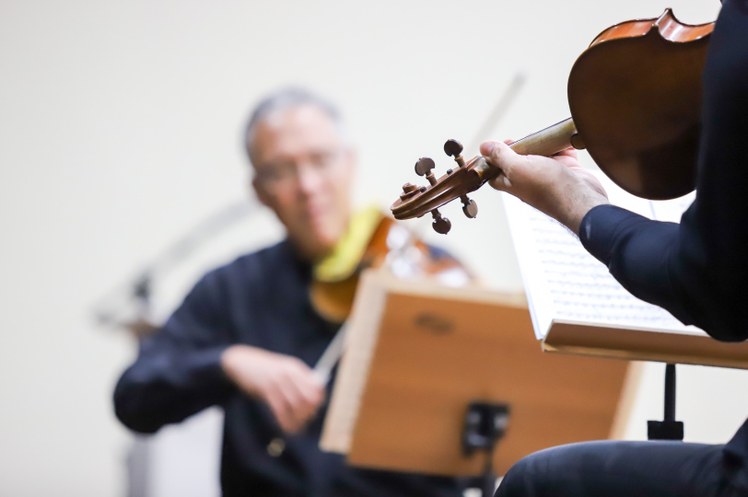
left=395, top=139, right=485, bottom=234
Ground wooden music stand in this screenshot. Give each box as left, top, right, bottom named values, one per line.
left=320, top=269, right=630, bottom=478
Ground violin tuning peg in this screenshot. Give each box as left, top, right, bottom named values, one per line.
left=414, top=157, right=436, bottom=176
left=443, top=139, right=463, bottom=158
left=444, top=139, right=466, bottom=167
left=431, top=209, right=452, bottom=234
left=415, top=157, right=438, bottom=186
left=460, top=195, right=478, bottom=218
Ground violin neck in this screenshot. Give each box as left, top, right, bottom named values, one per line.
left=508, top=117, right=582, bottom=156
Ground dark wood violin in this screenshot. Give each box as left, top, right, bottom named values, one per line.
left=310, top=209, right=470, bottom=323
left=391, top=9, right=714, bottom=234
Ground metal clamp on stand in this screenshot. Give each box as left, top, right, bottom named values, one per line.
left=463, top=402, right=510, bottom=497
left=647, top=363, right=684, bottom=441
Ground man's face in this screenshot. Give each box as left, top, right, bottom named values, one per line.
left=250, top=104, right=355, bottom=261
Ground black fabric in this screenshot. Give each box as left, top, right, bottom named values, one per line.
left=496, top=440, right=748, bottom=497
left=114, top=240, right=465, bottom=497
left=497, top=2, right=748, bottom=496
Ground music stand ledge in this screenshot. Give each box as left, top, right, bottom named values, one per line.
left=320, top=270, right=629, bottom=477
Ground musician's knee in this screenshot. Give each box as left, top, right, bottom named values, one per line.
left=494, top=452, right=545, bottom=497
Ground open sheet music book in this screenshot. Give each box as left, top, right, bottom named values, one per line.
left=503, top=173, right=748, bottom=369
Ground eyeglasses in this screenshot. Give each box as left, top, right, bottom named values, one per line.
left=254, top=149, right=345, bottom=192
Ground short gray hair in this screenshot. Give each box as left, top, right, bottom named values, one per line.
left=244, top=87, right=345, bottom=165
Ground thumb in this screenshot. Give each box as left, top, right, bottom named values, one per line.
left=479, top=140, right=498, bottom=157
left=481, top=140, right=518, bottom=190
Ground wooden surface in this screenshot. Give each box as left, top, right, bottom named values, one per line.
left=545, top=321, right=748, bottom=370
left=340, top=277, right=629, bottom=476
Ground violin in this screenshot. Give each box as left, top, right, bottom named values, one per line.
left=309, top=208, right=470, bottom=323
left=391, top=9, right=714, bottom=234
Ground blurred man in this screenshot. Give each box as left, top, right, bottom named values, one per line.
left=114, top=88, right=466, bottom=497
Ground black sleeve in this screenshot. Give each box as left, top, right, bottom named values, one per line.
left=579, top=205, right=704, bottom=330
left=113, top=271, right=236, bottom=433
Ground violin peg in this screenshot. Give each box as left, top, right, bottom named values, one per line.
left=443, top=139, right=463, bottom=158
left=414, top=157, right=436, bottom=177
left=431, top=209, right=452, bottom=234
left=444, top=139, right=466, bottom=167
left=415, top=157, right=438, bottom=186
left=461, top=195, right=478, bottom=218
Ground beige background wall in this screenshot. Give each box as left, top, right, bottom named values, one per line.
left=2, top=1, right=745, bottom=496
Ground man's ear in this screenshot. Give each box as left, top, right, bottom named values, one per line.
left=251, top=176, right=271, bottom=208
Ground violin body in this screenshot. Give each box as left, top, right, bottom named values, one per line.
left=310, top=213, right=470, bottom=323
left=310, top=215, right=394, bottom=323
left=391, top=9, right=715, bottom=229
left=569, top=9, right=712, bottom=199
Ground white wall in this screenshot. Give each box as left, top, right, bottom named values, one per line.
left=2, top=1, right=745, bottom=496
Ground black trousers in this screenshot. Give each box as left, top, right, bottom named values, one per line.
left=495, top=440, right=748, bottom=497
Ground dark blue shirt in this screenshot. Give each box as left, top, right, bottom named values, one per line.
left=114, top=240, right=465, bottom=497
left=579, top=0, right=748, bottom=462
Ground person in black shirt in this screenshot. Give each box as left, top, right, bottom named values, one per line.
left=114, top=88, right=466, bottom=497
left=480, top=1, right=748, bottom=496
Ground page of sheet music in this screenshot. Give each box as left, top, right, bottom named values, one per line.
left=503, top=172, right=703, bottom=341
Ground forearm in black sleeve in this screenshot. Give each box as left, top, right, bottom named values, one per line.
left=113, top=274, right=236, bottom=433
left=580, top=205, right=694, bottom=322
left=580, top=204, right=748, bottom=342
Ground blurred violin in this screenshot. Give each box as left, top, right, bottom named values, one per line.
left=391, top=9, right=714, bottom=234
left=310, top=208, right=470, bottom=324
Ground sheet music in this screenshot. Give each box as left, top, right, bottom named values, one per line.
left=503, top=172, right=703, bottom=341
